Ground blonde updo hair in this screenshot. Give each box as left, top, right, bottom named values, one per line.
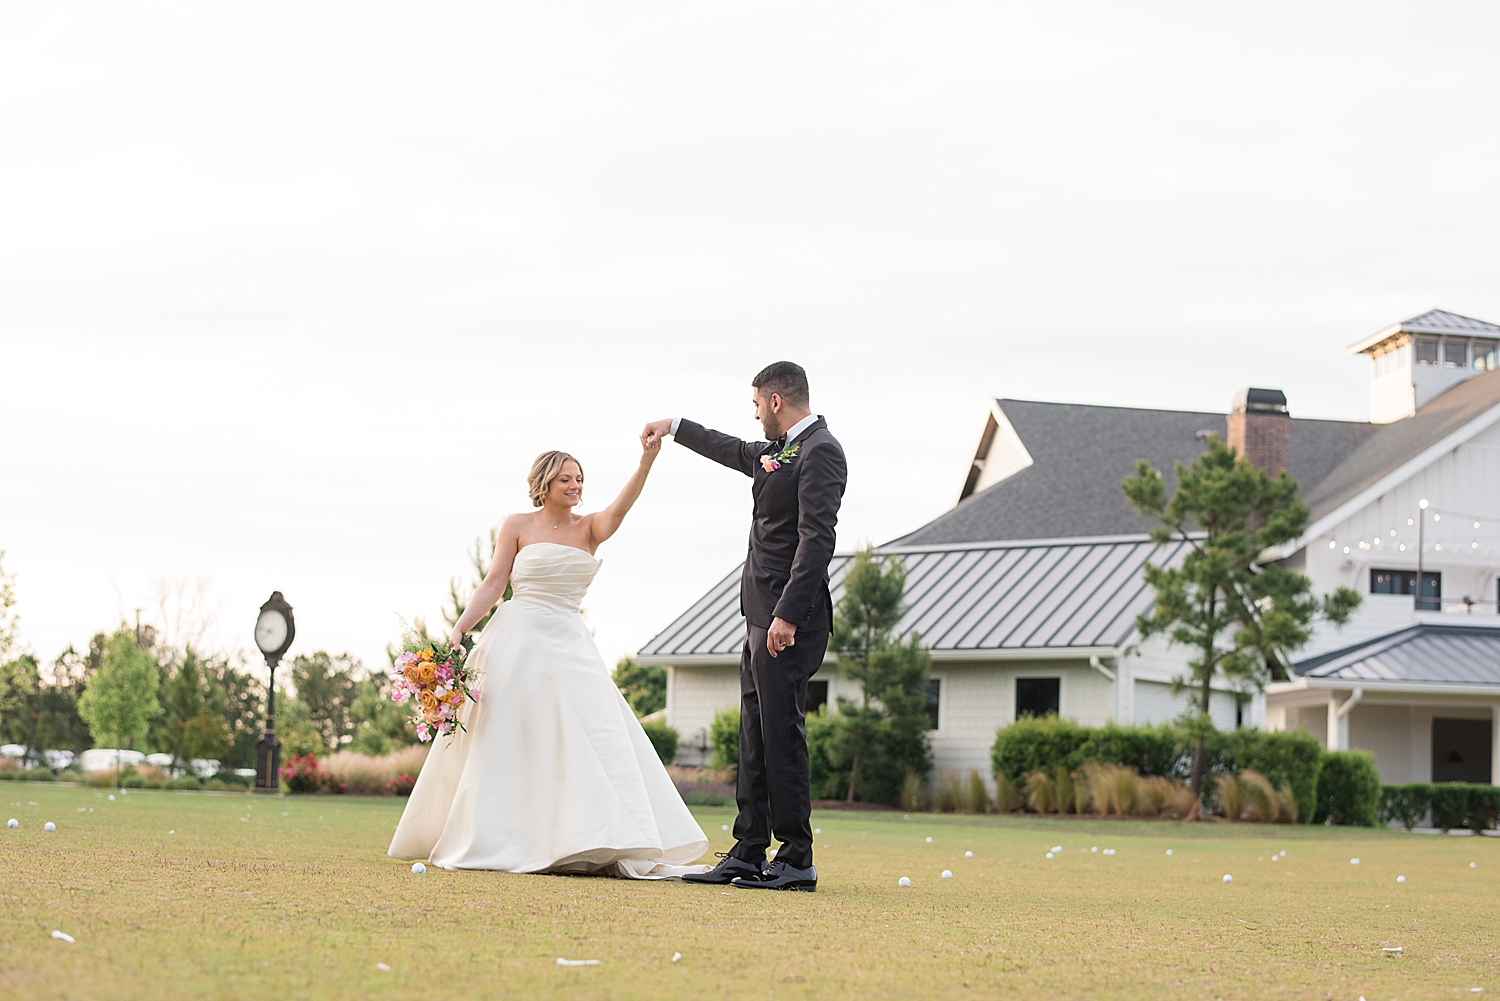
left=527, top=450, right=583, bottom=508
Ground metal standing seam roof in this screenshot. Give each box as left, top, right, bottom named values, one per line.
left=636, top=536, right=1189, bottom=660
left=1291, top=624, right=1500, bottom=686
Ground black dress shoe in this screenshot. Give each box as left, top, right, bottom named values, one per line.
left=730, top=859, right=817, bottom=892
left=683, top=852, right=764, bottom=885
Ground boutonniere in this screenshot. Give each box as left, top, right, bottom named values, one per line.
left=760, top=441, right=801, bottom=473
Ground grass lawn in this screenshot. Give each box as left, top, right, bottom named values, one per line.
left=2, top=784, right=1498, bottom=999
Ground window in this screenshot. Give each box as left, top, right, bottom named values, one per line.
left=1414, top=337, right=1439, bottom=366
left=806, top=680, right=828, bottom=715
left=1432, top=718, right=1491, bottom=783
left=1444, top=339, right=1468, bottom=368
left=924, top=678, right=941, bottom=730
left=1370, top=568, right=1440, bottom=608
left=1015, top=677, right=1060, bottom=720
left=1477, top=339, right=1500, bottom=372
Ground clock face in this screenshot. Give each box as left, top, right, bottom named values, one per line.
left=255, top=609, right=288, bottom=654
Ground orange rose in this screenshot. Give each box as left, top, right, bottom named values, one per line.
left=417, top=662, right=437, bottom=685
left=403, top=664, right=422, bottom=684
left=418, top=690, right=440, bottom=714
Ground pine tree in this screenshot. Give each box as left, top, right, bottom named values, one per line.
left=1122, top=436, right=1360, bottom=803
left=829, top=547, right=933, bottom=804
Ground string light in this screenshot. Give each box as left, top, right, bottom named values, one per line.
left=1343, top=546, right=1350, bottom=554
left=1408, top=518, right=1414, bottom=526
left=1390, top=529, right=1396, bottom=536
left=1328, top=540, right=1336, bottom=549
left=1400, top=544, right=1407, bottom=551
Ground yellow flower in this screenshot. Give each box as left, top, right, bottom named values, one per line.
left=420, top=648, right=434, bottom=662
left=403, top=664, right=422, bottom=684
left=418, top=691, right=440, bottom=714
left=417, top=662, right=437, bottom=685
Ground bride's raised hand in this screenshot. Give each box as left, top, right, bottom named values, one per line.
left=641, top=429, right=662, bottom=464
left=448, top=626, right=465, bottom=650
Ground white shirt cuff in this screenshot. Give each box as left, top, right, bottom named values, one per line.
left=669, top=417, right=682, bottom=436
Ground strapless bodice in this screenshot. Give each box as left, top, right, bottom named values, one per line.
left=509, top=543, right=601, bottom=612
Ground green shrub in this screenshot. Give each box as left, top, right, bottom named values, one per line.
left=1314, top=751, right=1381, bottom=826
left=899, top=769, right=928, bottom=811
left=640, top=720, right=679, bottom=765
left=990, top=715, right=1090, bottom=784
left=218, top=772, right=251, bottom=788
left=807, top=708, right=839, bottom=798
left=1206, top=728, right=1323, bottom=824
left=203, top=778, right=228, bottom=791
left=1378, top=784, right=1432, bottom=830
left=164, top=775, right=203, bottom=791
left=1422, top=783, right=1500, bottom=831
left=17, top=768, right=57, bottom=782
left=709, top=706, right=739, bottom=769
left=120, top=773, right=146, bottom=789
left=1083, top=723, right=1185, bottom=777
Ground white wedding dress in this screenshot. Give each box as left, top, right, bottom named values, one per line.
left=388, top=542, right=710, bottom=878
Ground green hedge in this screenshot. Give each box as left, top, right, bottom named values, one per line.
left=640, top=720, right=679, bottom=766
left=1379, top=783, right=1500, bottom=831
left=1313, top=751, right=1381, bottom=826
left=990, top=717, right=1324, bottom=822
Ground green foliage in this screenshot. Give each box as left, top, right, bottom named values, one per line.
left=287, top=651, right=361, bottom=753
left=274, top=689, right=325, bottom=758
left=709, top=706, right=740, bottom=769
left=348, top=674, right=417, bottom=756
left=990, top=719, right=1325, bottom=822
left=152, top=648, right=233, bottom=769
left=806, top=706, right=840, bottom=797
left=163, top=775, right=203, bottom=791
left=1122, top=436, right=1360, bottom=794
left=1402, top=783, right=1500, bottom=831
left=1205, top=727, right=1323, bottom=825
left=1313, top=750, right=1381, bottom=826
left=76, top=630, right=162, bottom=759
left=1378, top=784, right=1432, bottom=830
left=827, top=547, right=933, bottom=805
left=0, top=551, right=18, bottom=668
left=612, top=658, right=667, bottom=717
left=991, top=715, right=1091, bottom=783
left=640, top=719, right=679, bottom=765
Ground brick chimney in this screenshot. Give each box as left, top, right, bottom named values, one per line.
left=1227, top=388, right=1290, bottom=473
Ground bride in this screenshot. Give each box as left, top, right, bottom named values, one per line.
left=388, top=435, right=710, bottom=878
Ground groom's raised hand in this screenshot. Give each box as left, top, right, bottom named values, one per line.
left=641, top=419, right=673, bottom=450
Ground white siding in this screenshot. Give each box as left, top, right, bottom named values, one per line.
left=1132, top=680, right=1237, bottom=729
left=1302, top=417, right=1500, bottom=659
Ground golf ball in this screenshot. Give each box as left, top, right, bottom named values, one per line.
left=1045, top=852, right=1055, bottom=859
left=964, top=851, right=973, bottom=858
left=411, top=863, right=427, bottom=875
left=898, top=876, right=911, bottom=887
left=1223, top=874, right=1233, bottom=883
left=44, top=822, right=55, bottom=832
left=1397, top=876, right=1406, bottom=883
left=1166, top=849, right=1173, bottom=856
left=814, top=828, right=821, bottom=834
left=721, top=825, right=728, bottom=831
left=1350, top=858, right=1361, bottom=865
left=6, top=819, right=16, bottom=829
left=107, top=795, right=115, bottom=801
left=925, top=837, right=933, bottom=843
left=1471, top=862, right=1478, bottom=868
left=941, top=870, right=953, bottom=879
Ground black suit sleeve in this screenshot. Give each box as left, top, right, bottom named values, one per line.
left=774, top=438, right=847, bottom=628
left=673, top=419, right=764, bottom=478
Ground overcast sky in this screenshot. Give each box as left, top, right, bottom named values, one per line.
left=4, top=2, right=1499, bottom=679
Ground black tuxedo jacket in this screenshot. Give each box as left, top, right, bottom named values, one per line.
left=676, top=416, right=847, bottom=632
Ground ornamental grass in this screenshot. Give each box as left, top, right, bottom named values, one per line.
left=963, top=769, right=990, bottom=814
left=1024, top=770, right=1057, bottom=814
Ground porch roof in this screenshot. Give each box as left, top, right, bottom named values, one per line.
left=1291, top=623, right=1500, bottom=686
left=636, top=536, right=1187, bottom=663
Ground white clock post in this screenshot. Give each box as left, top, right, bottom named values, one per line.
left=252, top=591, right=296, bottom=794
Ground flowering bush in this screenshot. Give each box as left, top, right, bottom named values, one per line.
left=279, top=754, right=323, bottom=793
left=387, top=774, right=415, bottom=796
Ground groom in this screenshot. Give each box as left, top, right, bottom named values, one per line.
left=642, top=361, right=846, bottom=892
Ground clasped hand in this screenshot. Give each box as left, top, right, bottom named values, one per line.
left=767, top=616, right=797, bottom=657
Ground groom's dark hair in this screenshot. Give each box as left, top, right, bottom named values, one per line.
left=752, top=361, right=809, bottom=408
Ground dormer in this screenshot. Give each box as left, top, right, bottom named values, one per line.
left=1350, top=308, right=1500, bottom=423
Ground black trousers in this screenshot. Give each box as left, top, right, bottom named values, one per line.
left=730, top=624, right=828, bottom=870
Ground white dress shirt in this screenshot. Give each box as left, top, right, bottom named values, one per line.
left=669, top=413, right=819, bottom=445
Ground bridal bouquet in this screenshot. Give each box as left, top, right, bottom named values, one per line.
left=390, top=638, right=481, bottom=743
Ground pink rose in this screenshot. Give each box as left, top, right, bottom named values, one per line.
left=761, top=456, right=781, bottom=472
